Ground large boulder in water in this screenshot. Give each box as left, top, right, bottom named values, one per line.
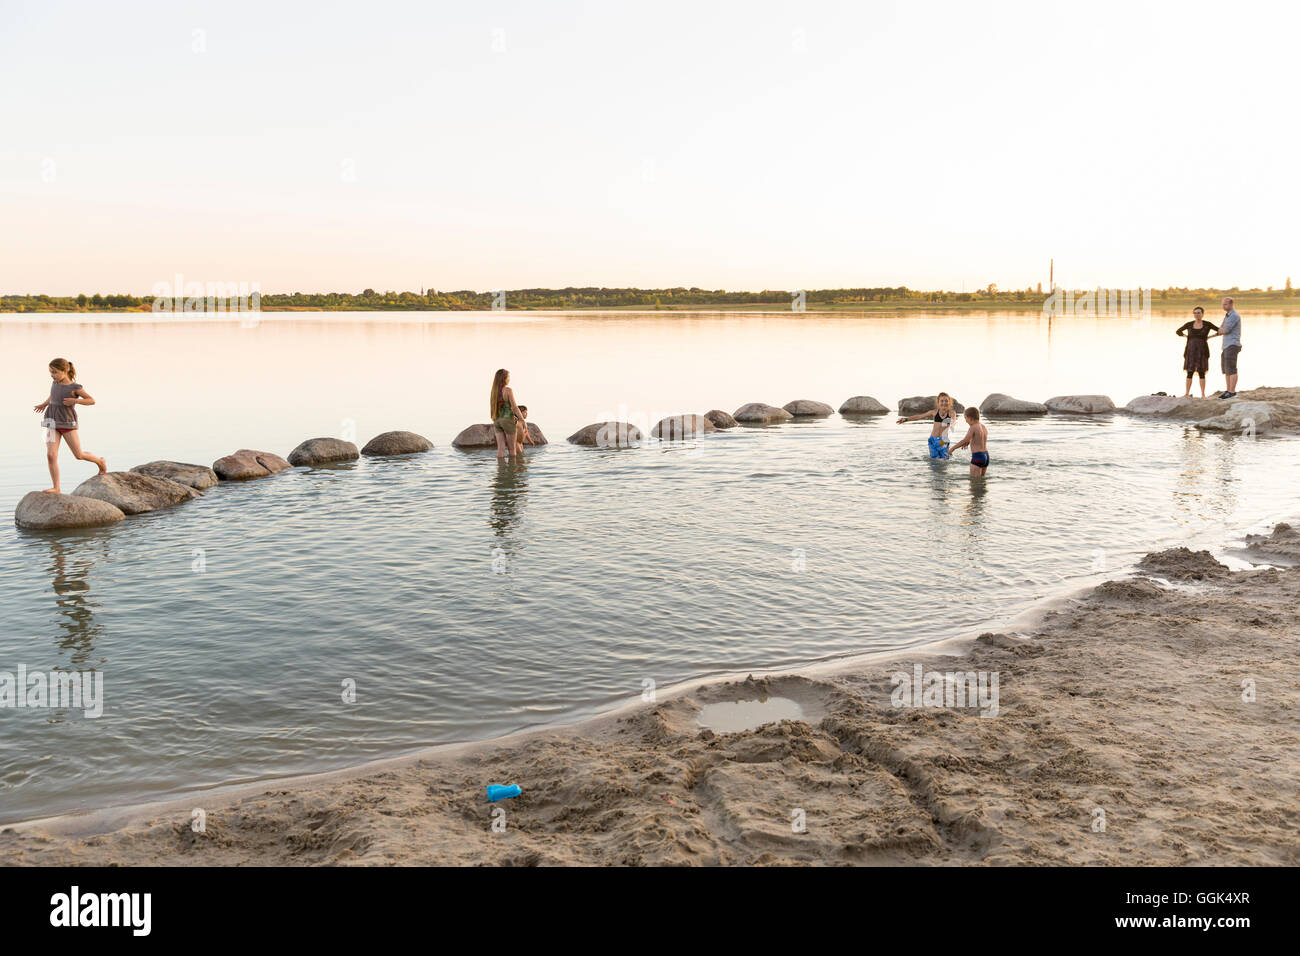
left=567, top=422, right=643, bottom=447
left=212, top=449, right=292, bottom=481
left=839, top=396, right=889, bottom=415
left=1195, top=401, right=1272, bottom=434
left=651, top=414, right=715, bottom=440
left=980, top=393, right=1047, bottom=415
left=15, top=491, right=125, bottom=530
left=783, top=399, right=834, bottom=418
left=129, top=460, right=219, bottom=490
left=72, top=472, right=198, bottom=515
left=360, top=431, right=434, bottom=457
left=287, top=437, right=360, bottom=467
left=703, top=409, right=738, bottom=429
left=1124, top=395, right=1222, bottom=420
left=898, top=395, right=965, bottom=415
left=451, top=422, right=548, bottom=448
left=1045, top=394, right=1115, bottom=414
left=733, top=403, right=793, bottom=424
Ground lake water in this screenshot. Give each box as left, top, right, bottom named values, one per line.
left=2, top=309, right=1298, bottom=824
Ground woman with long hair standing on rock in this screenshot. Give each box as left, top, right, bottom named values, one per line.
left=490, top=368, right=525, bottom=460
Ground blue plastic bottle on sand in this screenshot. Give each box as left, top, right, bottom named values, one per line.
left=486, top=784, right=522, bottom=802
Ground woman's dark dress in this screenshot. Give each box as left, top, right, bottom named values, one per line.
left=1176, top=320, right=1218, bottom=374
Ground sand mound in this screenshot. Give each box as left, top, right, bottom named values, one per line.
left=1246, top=523, right=1300, bottom=560
left=1136, top=547, right=1229, bottom=581
left=1092, top=578, right=1166, bottom=602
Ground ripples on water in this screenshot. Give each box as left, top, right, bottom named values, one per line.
left=2, top=412, right=1298, bottom=823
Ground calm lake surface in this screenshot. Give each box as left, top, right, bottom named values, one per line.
left=2, top=309, right=1298, bottom=824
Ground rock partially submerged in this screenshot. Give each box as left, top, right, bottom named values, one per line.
left=287, top=438, right=360, bottom=467
left=651, top=414, right=716, bottom=440
left=1136, top=547, right=1229, bottom=581
left=451, top=423, right=548, bottom=448
left=129, top=460, right=219, bottom=490
left=1246, top=523, right=1300, bottom=559
left=567, top=422, right=643, bottom=447
left=1123, top=395, right=1219, bottom=419
left=733, top=403, right=794, bottom=424
left=212, top=449, right=292, bottom=481
left=703, top=409, right=738, bottom=429
left=782, top=399, right=834, bottom=418
left=14, top=491, right=126, bottom=530
left=360, top=431, right=434, bottom=457
left=980, top=393, right=1047, bottom=415
left=1195, top=401, right=1272, bottom=434
left=838, top=396, right=889, bottom=415
left=72, top=472, right=199, bottom=515
left=897, top=395, right=965, bottom=415
left=1045, top=395, right=1115, bottom=414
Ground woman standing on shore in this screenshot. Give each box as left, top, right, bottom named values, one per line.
left=1176, top=307, right=1219, bottom=398
left=490, top=368, right=525, bottom=459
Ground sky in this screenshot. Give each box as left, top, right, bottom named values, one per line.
left=1, top=0, right=1297, bottom=296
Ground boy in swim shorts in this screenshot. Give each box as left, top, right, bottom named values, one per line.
left=948, top=406, right=989, bottom=476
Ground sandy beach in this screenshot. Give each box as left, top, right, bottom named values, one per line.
left=3, top=525, right=1297, bottom=867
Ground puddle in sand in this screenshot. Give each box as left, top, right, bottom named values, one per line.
left=696, top=697, right=804, bottom=733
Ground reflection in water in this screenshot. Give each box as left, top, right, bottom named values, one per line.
left=39, top=534, right=106, bottom=668
left=488, top=457, right=530, bottom=546
left=1173, top=427, right=1236, bottom=533
left=964, top=474, right=989, bottom=523
left=923, top=456, right=954, bottom=542
left=949, top=469, right=991, bottom=582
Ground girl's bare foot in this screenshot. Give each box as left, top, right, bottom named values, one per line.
left=42, top=487, right=59, bottom=494
left=97, top=457, right=108, bottom=474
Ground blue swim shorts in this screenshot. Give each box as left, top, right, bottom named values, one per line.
left=928, top=435, right=950, bottom=459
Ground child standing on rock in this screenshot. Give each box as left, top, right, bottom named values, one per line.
left=33, top=357, right=106, bottom=493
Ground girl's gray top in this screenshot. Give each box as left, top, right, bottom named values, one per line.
left=44, top=382, right=82, bottom=429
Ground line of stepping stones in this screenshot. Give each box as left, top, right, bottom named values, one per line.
left=14, top=391, right=1270, bottom=531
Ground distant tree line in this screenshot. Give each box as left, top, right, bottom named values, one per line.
left=2, top=283, right=1296, bottom=313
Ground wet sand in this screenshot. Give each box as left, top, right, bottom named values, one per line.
left=3, top=528, right=1298, bottom=866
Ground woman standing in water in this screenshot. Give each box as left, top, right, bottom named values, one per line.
left=1176, top=306, right=1219, bottom=397
left=490, top=368, right=525, bottom=459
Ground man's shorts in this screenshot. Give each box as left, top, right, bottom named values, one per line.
left=1221, top=345, right=1241, bottom=375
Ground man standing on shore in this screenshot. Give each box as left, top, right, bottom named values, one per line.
left=1218, top=296, right=1242, bottom=398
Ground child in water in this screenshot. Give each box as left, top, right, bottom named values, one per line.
left=896, top=391, right=957, bottom=459
left=514, top=405, right=532, bottom=448
left=948, top=406, right=990, bottom=476
left=33, top=357, right=107, bottom=493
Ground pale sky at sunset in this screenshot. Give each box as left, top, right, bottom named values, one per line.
left=2, top=0, right=1297, bottom=296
